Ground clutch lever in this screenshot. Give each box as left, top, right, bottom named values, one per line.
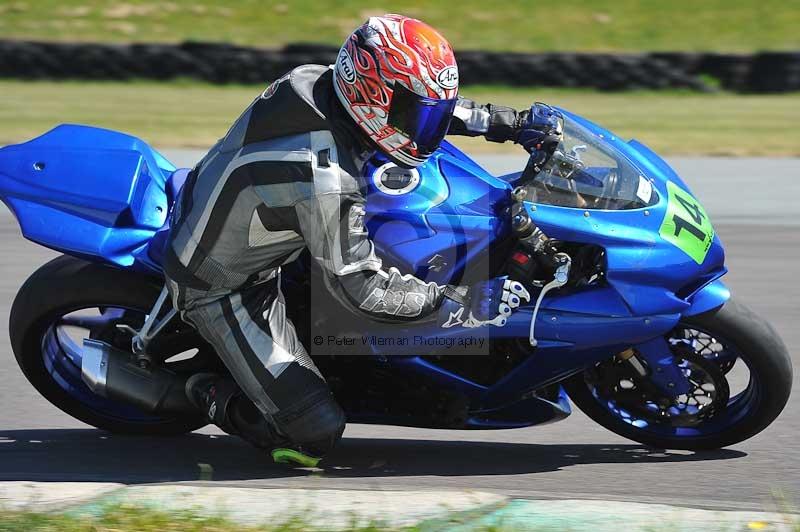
left=529, top=253, right=571, bottom=347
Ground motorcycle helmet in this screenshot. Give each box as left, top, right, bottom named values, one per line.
left=333, top=14, right=459, bottom=168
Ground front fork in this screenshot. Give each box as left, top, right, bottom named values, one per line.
left=616, top=278, right=732, bottom=396
left=510, top=185, right=576, bottom=348
left=510, top=183, right=708, bottom=397
left=616, top=337, right=693, bottom=397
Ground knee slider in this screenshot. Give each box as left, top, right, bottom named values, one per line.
left=276, top=391, right=346, bottom=456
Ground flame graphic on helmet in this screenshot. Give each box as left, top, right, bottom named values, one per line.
left=333, top=14, right=459, bottom=167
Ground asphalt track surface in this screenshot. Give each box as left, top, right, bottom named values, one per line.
left=0, top=153, right=798, bottom=511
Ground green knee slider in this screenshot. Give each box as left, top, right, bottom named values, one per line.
left=271, top=448, right=321, bottom=467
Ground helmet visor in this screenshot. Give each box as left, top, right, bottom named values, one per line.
left=387, top=83, right=457, bottom=157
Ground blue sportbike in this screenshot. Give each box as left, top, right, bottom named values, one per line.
left=0, top=109, right=791, bottom=450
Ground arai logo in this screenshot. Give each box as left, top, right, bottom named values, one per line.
left=436, top=66, right=459, bottom=90
left=336, top=48, right=356, bottom=84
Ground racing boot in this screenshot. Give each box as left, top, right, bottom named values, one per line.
left=185, top=374, right=329, bottom=467
left=185, top=373, right=243, bottom=436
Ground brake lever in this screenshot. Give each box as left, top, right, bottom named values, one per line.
left=529, top=253, right=571, bottom=347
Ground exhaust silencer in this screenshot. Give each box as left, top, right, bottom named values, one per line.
left=81, top=339, right=196, bottom=415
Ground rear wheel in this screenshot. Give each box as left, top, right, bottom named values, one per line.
left=565, top=297, right=792, bottom=450
left=10, top=255, right=211, bottom=435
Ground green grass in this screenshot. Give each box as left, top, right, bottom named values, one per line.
left=0, top=503, right=797, bottom=532
left=0, top=0, right=799, bottom=52
left=1, top=80, right=798, bottom=156
left=0, top=504, right=386, bottom=531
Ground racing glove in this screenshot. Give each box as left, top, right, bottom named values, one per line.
left=450, top=99, right=562, bottom=163
left=439, top=278, right=531, bottom=329
left=515, top=103, right=564, bottom=171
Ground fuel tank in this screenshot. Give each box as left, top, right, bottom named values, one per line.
left=363, top=141, right=513, bottom=285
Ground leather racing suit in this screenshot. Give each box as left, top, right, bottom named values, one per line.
left=163, top=64, right=529, bottom=455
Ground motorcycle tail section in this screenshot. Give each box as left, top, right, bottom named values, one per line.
left=0, top=124, right=173, bottom=270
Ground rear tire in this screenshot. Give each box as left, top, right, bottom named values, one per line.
left=10, top=255, right=206, bottom=435
left=565, top=297, right=792, bottom=450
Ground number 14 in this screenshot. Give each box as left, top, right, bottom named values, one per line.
left=673, top=194, right=706, bottom=241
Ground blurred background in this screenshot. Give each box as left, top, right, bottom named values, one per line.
left=0, top=0, right=798, bottom=155
left=1, top=0, right=799, bottom=522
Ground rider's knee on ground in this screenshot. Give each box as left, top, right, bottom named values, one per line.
left=230, top=391, right=345, bottom=456
left=228, top=362, right=346, bottom=456
left=277, top=390, right=346, bottom=456
left=269, top=363, right=346, bottom=456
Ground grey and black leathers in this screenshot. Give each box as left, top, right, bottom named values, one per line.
left=164, top=64, right=527, bottom=454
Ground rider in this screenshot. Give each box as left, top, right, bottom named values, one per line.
left=164, top=14, right=562, bottom=466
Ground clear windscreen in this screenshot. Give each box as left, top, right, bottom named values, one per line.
left=525, top=116, right=658, bottom=210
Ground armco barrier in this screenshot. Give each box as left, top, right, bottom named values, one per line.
left=1, top=40, right=798, bottom=92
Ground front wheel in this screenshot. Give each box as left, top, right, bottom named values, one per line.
left=565, top=297, right=792, bottom=450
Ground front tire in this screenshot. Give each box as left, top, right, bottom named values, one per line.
left=565, top=297, right=792, bottom=450
left=10, top=255, right=207, bottom=435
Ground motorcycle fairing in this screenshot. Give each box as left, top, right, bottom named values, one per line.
left=0, top=125, right=171, bottom=273
left=523, top=111, right=727, bottom=317
left=0, top=116, right=732, bottom=428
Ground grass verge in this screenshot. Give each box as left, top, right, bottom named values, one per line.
left=2, top=80, right=798, bottom=156
left=0, top=503, right=798, bottom=532
left=0, top=504, right=385, bottom=532
left=0, top=0, right=798, bottom=52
